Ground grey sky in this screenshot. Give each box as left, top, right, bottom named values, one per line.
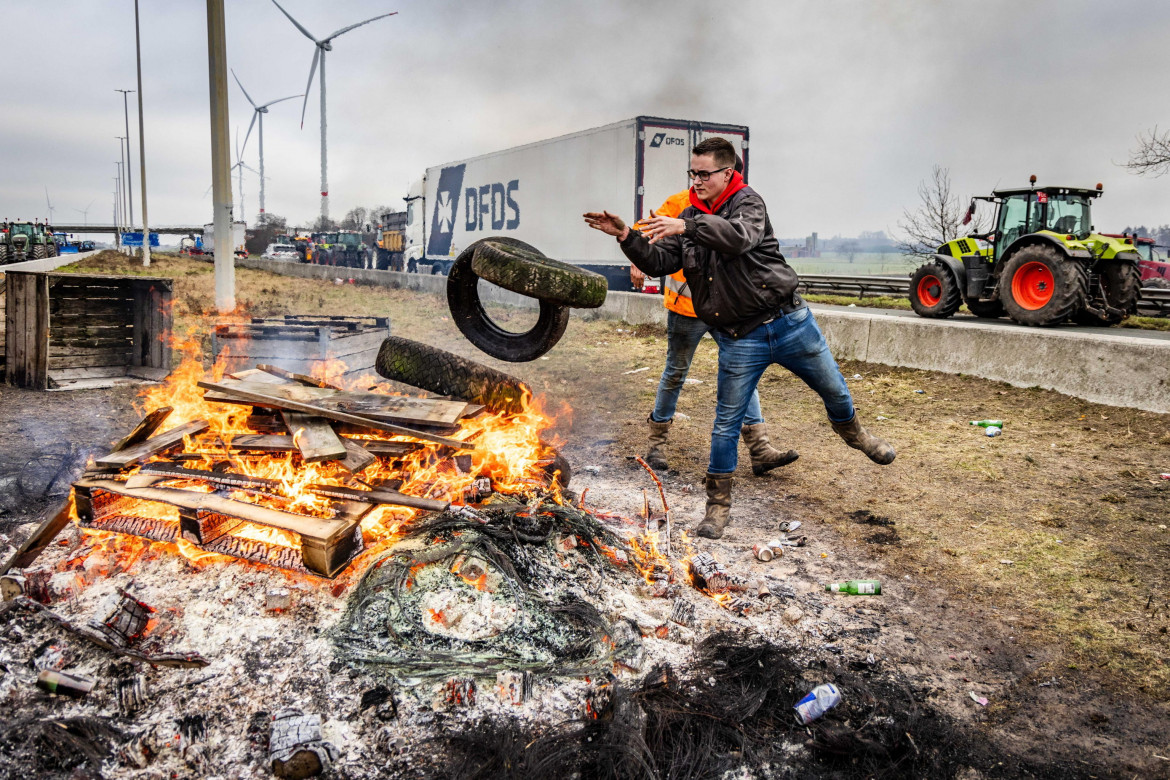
left=5, top=0, right=1169, bottom=239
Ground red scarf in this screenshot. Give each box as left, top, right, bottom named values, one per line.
left=689, top=170, right=747, bottom=214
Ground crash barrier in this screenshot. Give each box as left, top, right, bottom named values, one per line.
left=0, top=249, right=101, bottom=274
left=239, top=259, right=1170, bottom=413
left=796, top=273, right=1170, bottom=317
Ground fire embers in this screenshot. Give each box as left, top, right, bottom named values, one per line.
left=87, top=588, right=155, bottom=648
left=269, top=708, right=341, bottom=780
left=495, top=670, right=532, bottom=705
left=440, top=678, right=477, bottom=709
left=688, top=552, right=730, bottom=593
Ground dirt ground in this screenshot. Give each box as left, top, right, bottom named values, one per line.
left=2, top=252, right=1168, bottom=777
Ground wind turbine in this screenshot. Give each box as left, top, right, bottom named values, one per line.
left=231, top=129, right=261, bottom=221
left=45, top=187, right=55, bottom=223
left=232, top=69, right=301, bottom=224
left=269, top=0, right=397, bottom=225
left=74, top=200, right=95, bottom=227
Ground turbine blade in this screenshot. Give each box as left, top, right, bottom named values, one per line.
left=231, top=68, right=258, bottom=108
left=204, top=183, right=214, bottom=198
left=241, top=112, right=259, bottom=158
left=270, top=0, right=319, bottom=42
left=259, top=94, right=303, bottom=109
left=299, top=47, right=320, bottom=128
left=324, top=10, right=397, bottom=41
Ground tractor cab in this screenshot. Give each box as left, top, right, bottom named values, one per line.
left=909, top=177, right=1142, bottom=327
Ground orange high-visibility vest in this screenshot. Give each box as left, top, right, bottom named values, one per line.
left=635, top=190, right=696, bottom=317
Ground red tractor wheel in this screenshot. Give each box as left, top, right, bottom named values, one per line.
left=1000, top=244, right=1087, bottom=326
left=909, top=262, right=961, bottom=318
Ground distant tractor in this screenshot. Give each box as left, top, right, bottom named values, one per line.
left=1103, top=234, right=1170, bottom=289
left=0, top=221, right=58, bottom=264
left=908, top=178, right=1142, bottom=326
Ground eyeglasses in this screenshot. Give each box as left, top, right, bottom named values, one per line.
left=686, top=167, right=730, bottom=182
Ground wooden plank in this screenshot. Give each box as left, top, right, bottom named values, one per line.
left=198, top=380, right=474, bottom=450
left=31, top=273, right=49, bottom=389
left=257, top=363, right=338, bottom=389
left=50, top=365, right=130, bottom=380
left=307, top=483, right=449, bottom=512
left=150, top=282, right=171, bottom=370
left=338, top=439, right=376, bottom=473
left=94, top=419, right=211, bottom=468
left=212, top=380, right=468, bottom=425
left=0, top=498, right=74, bottom=575
left=280, top=411, right=347, bottom=462
left=48, top=352, right=134, bottom=370
left=111, top=406, right=173, bottom=452
left=75, top=477, right=354, bottom=543
left=227, top=367, right=292, bottom=384
left=125, top=366, right=170, bottom=381
left=209, top=434, right=417, bottom=457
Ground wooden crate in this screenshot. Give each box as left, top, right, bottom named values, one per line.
left=4, top=271, right=173, bottom=390
left=211, top=314, right=390, bottom=379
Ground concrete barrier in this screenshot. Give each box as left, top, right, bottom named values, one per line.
left=0, top=249, right=102, bottom=274
left=239, top=259, right=1170, bottom=413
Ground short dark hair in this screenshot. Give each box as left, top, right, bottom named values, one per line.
left=692, top=137, right=737, bottom=170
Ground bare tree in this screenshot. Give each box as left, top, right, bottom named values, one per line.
left=1125, top=126, right=1170, bottom=176
left=895, top=165, right=986, bottom=260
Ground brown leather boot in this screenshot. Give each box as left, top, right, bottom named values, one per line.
left=831, top=415, right=896, bottom=465
left=740, top=423, right=799, bottom=476
left=694, top=472, right=733, bottom=539
left=645, top=416, right=671, bottom=470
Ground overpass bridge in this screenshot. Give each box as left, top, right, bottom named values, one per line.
left=50, top=223, right=206, bottom=235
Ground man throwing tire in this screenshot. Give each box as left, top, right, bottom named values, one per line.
left=585, top=137, right=895, bottom=539
left=630, top=155, right=797, bottom=478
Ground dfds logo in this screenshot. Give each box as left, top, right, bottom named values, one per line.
left=426, top=167, right=520, bottom=256
left=465, top=181, right=520, bottom=232
left=649, top=132, right=685, bottom=148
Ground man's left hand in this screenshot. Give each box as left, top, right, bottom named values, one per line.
left=641, top=210, right=686, bottom=245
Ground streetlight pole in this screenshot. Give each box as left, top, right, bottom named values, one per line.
left=116, top=137, right=128, bottom=240
left=115, top=89, right=135, bottom=229
left=133, top=0, right=150, bottom=267
left=206, top=0, right=234, bottom=312
left=113, top=177, right=122, bottom=249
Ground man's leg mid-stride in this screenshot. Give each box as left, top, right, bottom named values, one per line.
left=696, top=329, right=773, bottom=539
left=770, top=309, right=896, bottom=465
left=644, top=312, right=711, bottom=470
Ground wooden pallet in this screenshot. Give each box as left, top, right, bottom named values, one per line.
left=4, top=271, right=172, bottom=390
left=211, top=315, right=389, bottom=379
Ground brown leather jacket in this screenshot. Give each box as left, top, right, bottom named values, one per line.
left=618, top=186, right=801, bottom=338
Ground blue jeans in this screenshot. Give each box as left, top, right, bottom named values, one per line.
left=708, top=306, right=854, bottom=474
left=651, top=310, right=764, bottom=426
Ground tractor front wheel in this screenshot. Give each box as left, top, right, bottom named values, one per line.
left=909, top=262, right=962, bottom=318
left=31, top=243, right=47, bottom=260
left=1074, top=261, right=1142, bottom=326
left=1001, top=245, right=1087, bottom=326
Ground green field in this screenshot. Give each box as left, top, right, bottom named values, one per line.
left=787, top=251, right=916, bottom=276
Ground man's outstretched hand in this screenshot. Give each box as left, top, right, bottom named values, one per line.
left=584, top=211, right=629, bottom=241
left=640, top=210, right=686, bottom=245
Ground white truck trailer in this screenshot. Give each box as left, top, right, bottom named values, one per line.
left=402, top=116, right=749, bottom=288
left=201, top=220, right=249, bottom=257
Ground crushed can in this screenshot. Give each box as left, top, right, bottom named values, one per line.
left=794, top=683, right=841, bottom=725
left=752, top=544, right=773, bottom=562
left=985, top=426, right=1002, bottom=437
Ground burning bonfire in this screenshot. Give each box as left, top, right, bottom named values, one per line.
left=0, top=334, right=959, bottom=779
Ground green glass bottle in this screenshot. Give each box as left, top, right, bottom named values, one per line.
left=825, top=579, right=881, bottom=595
left=969, top=420, right=1004, bottom=428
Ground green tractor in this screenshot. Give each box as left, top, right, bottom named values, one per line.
left=0, top=220, right=59, bottom=265
left=908, top=177, right=1142, bottom=326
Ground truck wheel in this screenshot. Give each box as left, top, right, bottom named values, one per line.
left=908, top=262, right=961, bottom=318
left=1001, top=245, right=1087, bottom=326
left=375, top=335, right=532, bottom=415
left=448, top=238, right=572, bottom=362
left=1075, top=261, right=1142, bottom=325
left=964, top=297, right=1005, bottom=318
left=472, top=239, right=608, bottom=309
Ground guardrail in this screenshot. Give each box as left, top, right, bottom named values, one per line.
left=796, top=273, right=1170, bottom=317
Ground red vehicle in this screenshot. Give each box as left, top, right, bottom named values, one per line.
left=1103, top=234, right=1170, bottom=288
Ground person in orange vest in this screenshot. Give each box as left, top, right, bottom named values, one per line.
left=631, top=155, right=797, bottom=476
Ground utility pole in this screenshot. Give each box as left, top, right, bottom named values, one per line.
left=113, top=178, right=122, bottom=249
left=116, top=138, right=129, bottom=239
left=206, top=0, right=234, bottom=311
left=133, top=0, right=150, bottom=267
left=115, top=89, right=135, bottom=229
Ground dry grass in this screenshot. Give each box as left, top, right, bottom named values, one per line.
left=58, top=251, right=1170, bottom=694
